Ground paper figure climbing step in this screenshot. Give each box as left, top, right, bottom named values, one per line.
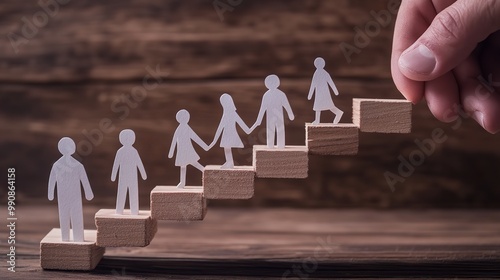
left=48, top=137, right=94, bottom=242
left=308, top=57, right=344, bottom=125
left=169, top=109, right=210, bottom=188
left=252, top=74, right=295, bottom=149
left=111, top=129, right=147, bottom=215
left=210, top=93, right=254, bottom=169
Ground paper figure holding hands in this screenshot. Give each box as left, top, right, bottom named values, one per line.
left=308, top=57, right=344, bottom=125
left=210, top=94, right=253, bottom=169
left=111, top=129, right=147, bottom=215
left=252, top=74, right=295, bottom=149
left=48, top=137, right=94, bottom=242
left=169, top=109, right=210, bottom=188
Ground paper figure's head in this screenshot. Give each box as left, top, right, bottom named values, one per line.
left=58, top=137, right=76, bottom=156
left=176, top=109, right=190, bottom=124
left=265, top=75, right=280, bottom=89
left=220, top=93, right=236, bottom=111
left=314, top=57, right=325, bottom=69
left=119, top=129, right=136, bottom=146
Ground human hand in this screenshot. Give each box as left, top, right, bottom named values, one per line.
left=48, top=193, right=54, bottom=201
left=392, top=0, right=500, bottom=134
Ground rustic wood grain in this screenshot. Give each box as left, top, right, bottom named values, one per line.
left=253, top=145, right=309, bottom=178
left=0, top=0, right=396, bottom=82
left=40, top=228, right=105, bottom=271
left=8, top=206, right=500, bottom=278
left=353, top=98, right=412, bottom=133
left=95, top=209, right=157, bottom=247
left=306, top=123, right=359, bottom=155
left=203, top=165, right=255, bottom=200
left=150, top=186, right=207, bottom=221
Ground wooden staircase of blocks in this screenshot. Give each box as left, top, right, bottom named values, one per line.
left=40, top=98, right=412, bottom=270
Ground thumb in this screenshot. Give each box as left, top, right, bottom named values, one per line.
left=399, top=0, right=500, bottom=81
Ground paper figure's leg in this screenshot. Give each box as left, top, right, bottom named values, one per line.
left=331, top=105, right=344, bottom=125
left=222, top=148, right=234, bottom=169
left=267, top=125, right=275, bottom=148
left=277, top=123, right=285, bottom=149
left=58, top=205, right=70, bottom=242
left=177, top=166, right=187, bottom=189
left=129, top=185, right=139, bottom=215
left=115, top=184, right=126, bottom=215
left=313, top=111, right=321, bottom=125
left=70, top=204, right=85, bottom=242
left=192, top=161, right=205, bottom=172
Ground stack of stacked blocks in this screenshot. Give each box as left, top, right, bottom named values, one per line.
left=40, top=98, right=412, bottom=270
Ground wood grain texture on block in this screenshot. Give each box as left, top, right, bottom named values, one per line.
left=95, top=209, right=157, bottom=247
left=253, top=145, right=308, bottom=179
left=150, top=186, right=206, bottom=221
left=203, top=166, right=255, bottom=200
left=40, top=228, right=104, bottom=271
left=353, top=98, right=412, bottom=133
left=306, top=123, right=359, bottom=156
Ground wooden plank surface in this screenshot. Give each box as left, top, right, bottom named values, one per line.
left=0, top=0, right=395, bottom=82
left=5, top=205, right=500, bottom=278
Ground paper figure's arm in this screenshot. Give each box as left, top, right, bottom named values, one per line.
left=209, top=122, right=224, bottom=149
left=190, top=128, right=210, bottom=151
left=136, top=151, right=147, bottom=180
left=307, top=75, right=316, bottom=100
left=80, top=165, right=94, bottom=201
left=48, top=165, right=56, bottom=201
left=111, top=151, right=120, bottom=182
left=236, top=115, right=253, bottom=134
left=252, top=96, right=267, bottom=129
left=282, top=92, right=295, bottom=121
left=327, top=74, right=340, bottom=96
left=168, top=131, right=178, bottom=159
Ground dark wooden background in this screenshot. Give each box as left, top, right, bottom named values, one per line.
left=1, top=0, right=499, bottom=208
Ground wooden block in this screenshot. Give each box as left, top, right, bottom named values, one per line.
left=150, top=186, right=206, bottom=221
left=306, top=123, right=359, bottom=156
left=40, top=228, right=104, bottom=271
left=253, top=145, right=308, bottom=178
left=95, top=209, right=157, bottom=247
left=353, top=98, right=412, bottom=133
left=203, top=165, right=255, bottom=199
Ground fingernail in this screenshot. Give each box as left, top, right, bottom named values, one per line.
left=399, top=44, right=436, bottom=75
left=472, top=111, right=486, bottom=129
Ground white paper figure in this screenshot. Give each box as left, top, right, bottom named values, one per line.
left=252, top=74, right=295, bottom=149
left=308, top=57, right=344, bottom=125
left=48, top=137, right=94, bottom=242
left=111, top=129, right=147, bottom=215
left=210, top=94, right=253, bottom=169
left=169, top=109, right=210, bottom=188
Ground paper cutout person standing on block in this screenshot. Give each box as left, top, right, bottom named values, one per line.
left=111, top=129, right=147, bottom=215
left=252, top=74, right=295, bottom=149
left=48, top=137, right=94, bottom=242
left=169, top=109, right=210, bottom=188
left=308, top=57, right=344, bottom=125
left=210, top=93, right=253, bottom=169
